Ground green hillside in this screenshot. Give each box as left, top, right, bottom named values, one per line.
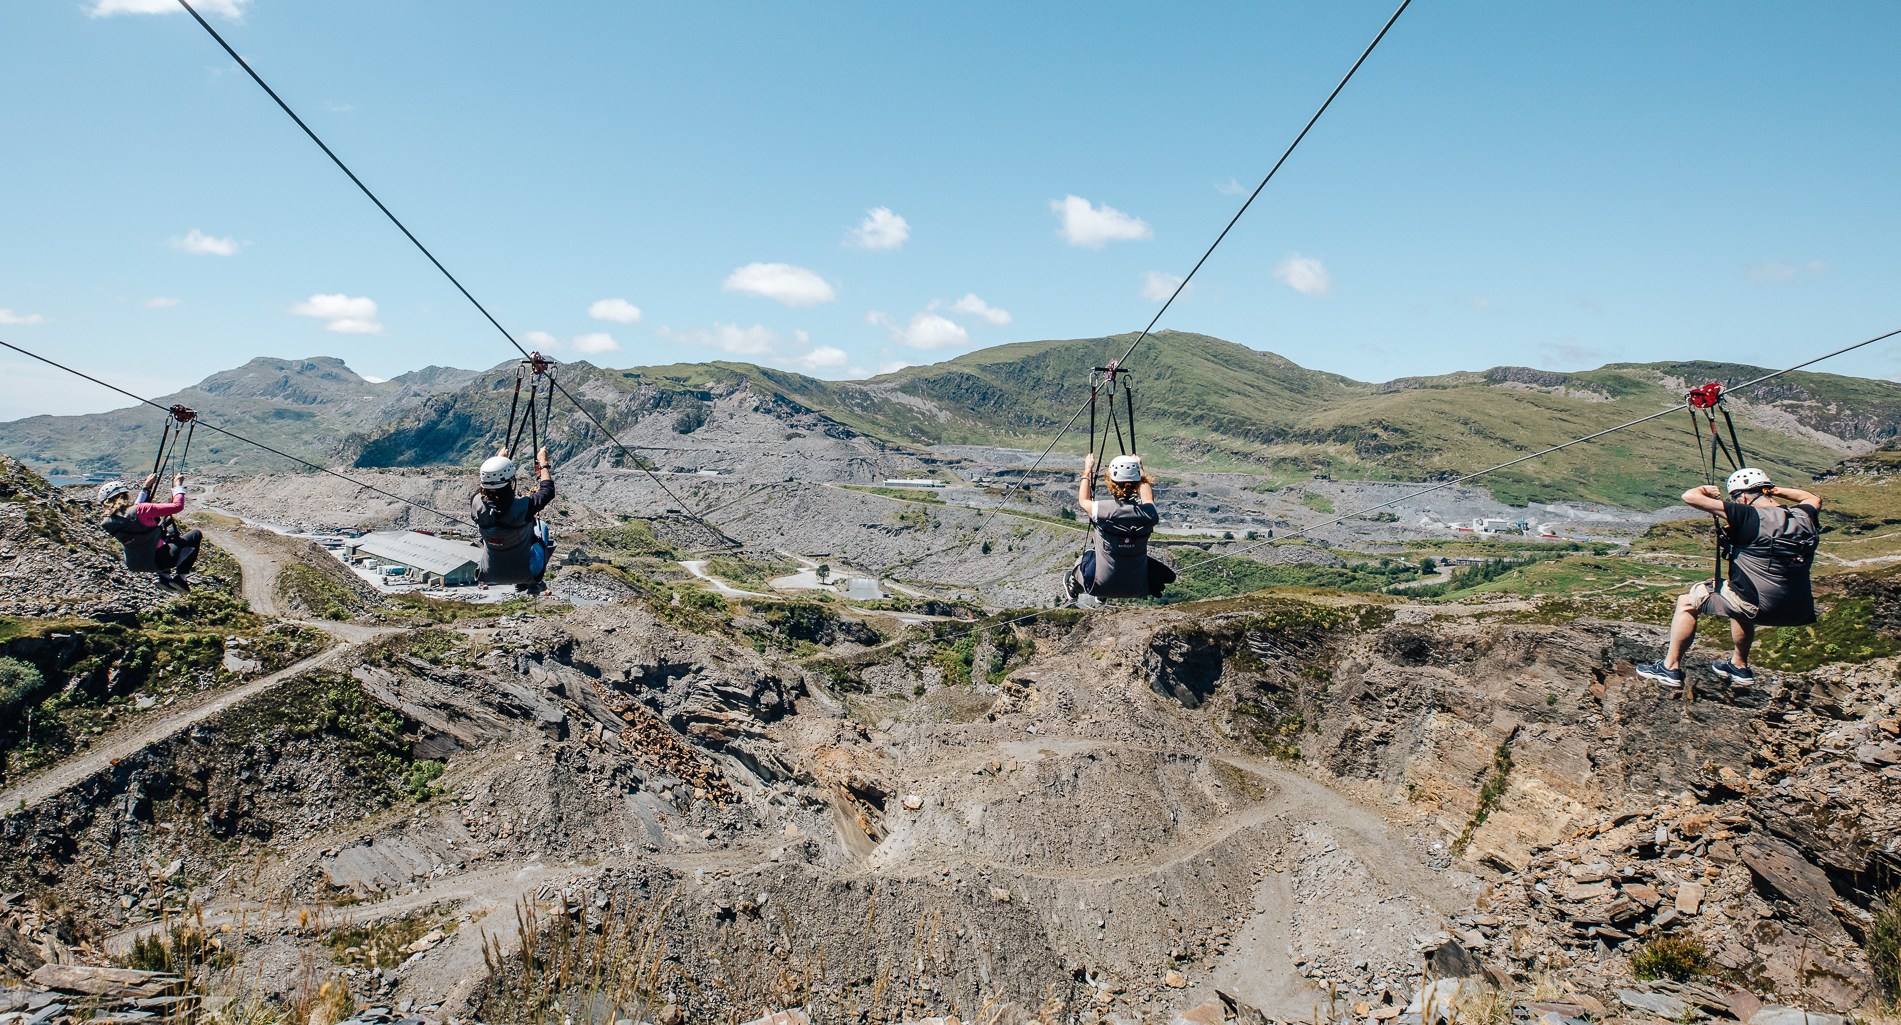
left=6, top=334, right=1899, bottom=510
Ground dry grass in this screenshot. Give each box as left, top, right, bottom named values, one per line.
left=479, top=889, right=1072, bottom=1025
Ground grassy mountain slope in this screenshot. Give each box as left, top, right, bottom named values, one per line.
left=6, top=335, right=1899, bottom=509
left=0, top=357, right=477, bottom=475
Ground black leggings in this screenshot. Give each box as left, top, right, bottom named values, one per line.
left=154, top=528, right=202, bottom=576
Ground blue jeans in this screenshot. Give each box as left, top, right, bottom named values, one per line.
left=528, top=523, right=550, bottom=579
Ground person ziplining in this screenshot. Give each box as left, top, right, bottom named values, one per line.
left=1062, top=364, right=1175, bottom=603
left=473, top=354, right=558, bottom=593
left=1636, top=382, right=1822, bottom=693
left=97, top=404, right=203, bottom=593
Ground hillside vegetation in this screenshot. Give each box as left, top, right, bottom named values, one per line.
left=5, top=333, right=1899, bottom=508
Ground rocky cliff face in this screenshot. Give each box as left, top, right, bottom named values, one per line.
left=3, top=447, right=1899, bottom=1024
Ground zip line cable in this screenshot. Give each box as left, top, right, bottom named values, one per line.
left=1, top=338, right=473, bottom=527
left=1216, top=325, right=1901, bottom=563
left=967, top=0, right=1412, bottom=537
left=173, top=0, right=715, bottom=536
left=1107, top=0, right=1411, bottom=375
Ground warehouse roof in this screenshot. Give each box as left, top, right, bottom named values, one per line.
left=351, top=531, right=480, bottom=577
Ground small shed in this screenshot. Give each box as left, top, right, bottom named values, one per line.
left=834, top=577, right=885, bottom=601
left=347, top=531, right=481, bottom=586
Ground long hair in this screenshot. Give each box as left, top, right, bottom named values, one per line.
left=103, top=494, right=135, bottom=517
left=1107, top=476, right=1149, bottom=503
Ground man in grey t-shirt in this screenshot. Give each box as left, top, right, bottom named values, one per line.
left=1637, top=467, right=1821, bottom=691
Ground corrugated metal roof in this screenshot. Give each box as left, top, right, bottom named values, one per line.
left=352, top=531, right=480, bottom=576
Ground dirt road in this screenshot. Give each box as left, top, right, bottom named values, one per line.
left=1, top=526, right=397, bottom=814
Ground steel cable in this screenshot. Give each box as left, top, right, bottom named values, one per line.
left=174, top=0, right=717, bottom=536
left=964, top=0, right=1412, bottom=536
left=1, top=338, right=473, bottom=527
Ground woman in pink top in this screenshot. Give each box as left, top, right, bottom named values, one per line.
left=98, top=473, right=201, bottom=593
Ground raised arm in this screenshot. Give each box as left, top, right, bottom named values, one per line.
left=1682, top=485, right=1726, bottom=514
left=1768, top=484, right=1820, bottom=509
left=1076, top=453, right=1097, bottom=513
left=1137, top=480, right=1156, bottom=505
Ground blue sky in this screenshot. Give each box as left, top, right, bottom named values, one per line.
left=3, top=1, right=1899, bottom=417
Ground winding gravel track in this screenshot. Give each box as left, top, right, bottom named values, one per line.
left=0, top=526, right=396, bottom=814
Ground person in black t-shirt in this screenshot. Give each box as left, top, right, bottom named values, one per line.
left=1636, top=467, right=1821, bottom=691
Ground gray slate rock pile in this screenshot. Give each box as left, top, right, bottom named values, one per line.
left=0, top=456, right=160, bottom=619
left=1479, top=657, right=1901, bottom=1016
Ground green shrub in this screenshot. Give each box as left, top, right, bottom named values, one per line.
left=124, top=924, right=229, bottom=974
left=0, top=656, right=44, bottom=721
left=1872, top=889, right=1901, bottom=1005
left=1628, top=934, right=1711, bottom=983
left=403, top=760, right=446, bottom=801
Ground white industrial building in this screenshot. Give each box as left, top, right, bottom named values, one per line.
left=346, top=531, right=481, bottom=586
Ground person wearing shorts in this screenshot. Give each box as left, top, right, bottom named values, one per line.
left=1636, top=468, right=1821, bottom=691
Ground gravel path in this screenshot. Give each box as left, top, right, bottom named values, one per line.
left=1, top=526, right=398, bottom=813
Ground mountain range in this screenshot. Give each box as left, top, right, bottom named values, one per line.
left=4, top=331, right=1898, bottom=507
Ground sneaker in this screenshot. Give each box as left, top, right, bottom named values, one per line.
left=1711, top=660, right=1757, bottom=686
left=1062, top=573, right=1081, bottom=601
left=1635, top=660, right=1684, bottom=688
left=155, top=574, right=186, bottom=594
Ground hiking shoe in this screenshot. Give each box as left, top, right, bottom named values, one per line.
left=1635, top=660, right=1684, bottom=688
left=155, top=574, right=187, bottom=594
left=1711, top=660, right=1757, bottom=686
left=1062, top=573, right=1081, bottom=601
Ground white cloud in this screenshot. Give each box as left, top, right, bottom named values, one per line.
left=91, top=0, right=247, bottom=16
left=571, top=332, right=621, bottom=355
left=658, top=323, right=780, bottom=357
left=869, top=311, right=970, bottom=350
left=360, top=374, right=388, bottom=384
left=0, top=308, right=47, bottom=326
left=722, top=262, right=836, bottom=306
left=877, top=360, right=914, bottom=375
left=290, top=293, right=384, bottom=334
left=518, top=330, right=559, bottom=350
left=171, top=229, right=240, bottom=256
left=658, top=323, right=853, bottom=377
left=145, top=297, right=181, bottom=309
left=788, top=346, right=849, bottom=372
left=1742, top=260, right=1829, bottom=286
left=1141, top=271, right=1186, bottom=302
left=1272, top=254, right=1332, bottom=297
left=588, top=298, right=642, bottom=324
left=1215, top=177, right=1249, bottom=196
left=848, top=207, right=910, bottom=250
left=941, top=293, right=1012, bottom=326
left=1050, top=194, right=1152, bottom=249
left=1538, top=339, right=1610, bottom=368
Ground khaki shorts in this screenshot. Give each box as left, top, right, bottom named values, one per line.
left=1685, top=581, right=1756, bottom=622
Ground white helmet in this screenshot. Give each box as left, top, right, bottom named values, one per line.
left=1726, top=467, right=1772, bottom=495
left=97, top=480, right=131, bottom=504
left=479, top=455, right=518, bottom=488
left=1107, top=455, right=1144, bottom=483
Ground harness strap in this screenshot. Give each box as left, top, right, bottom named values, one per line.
left=511, top=378, right=539, bottom=456
left=1689, top=403, right=1726, bottom=589
left=1718, top=404, right=1747, bottom=469
left=504, top=371, right=523, bottom=448
left=1124, top=379, right=1136, bottom=456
